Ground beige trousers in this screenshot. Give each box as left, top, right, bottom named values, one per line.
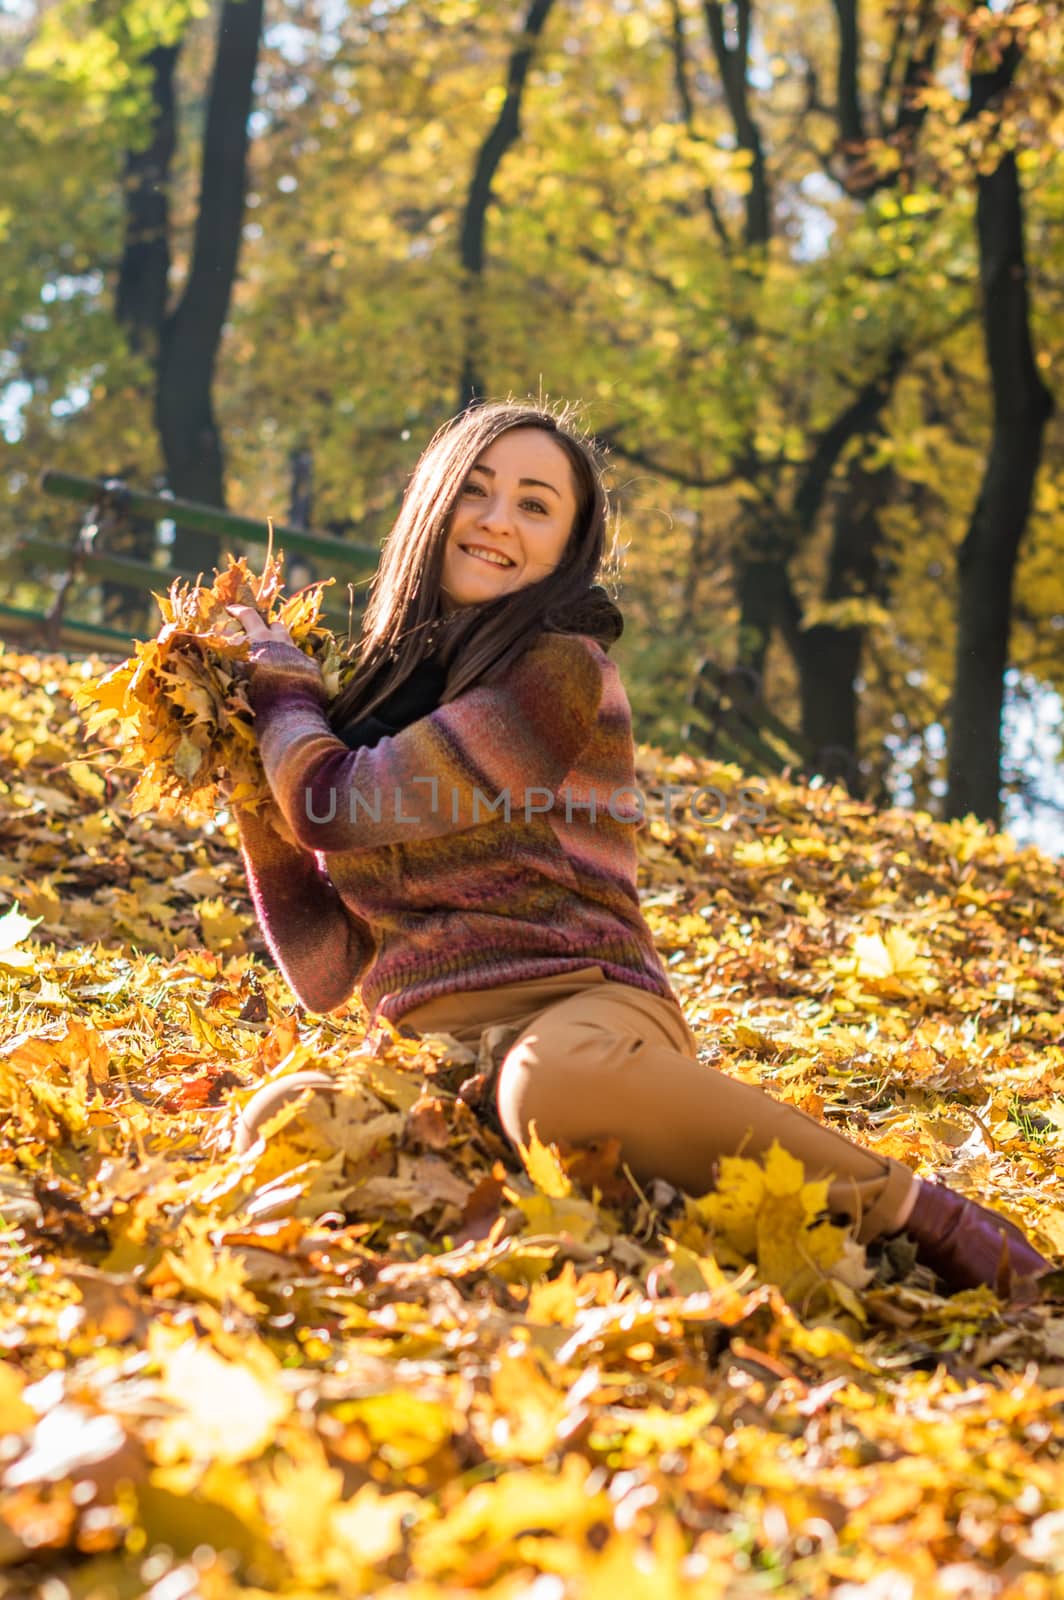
left=399, top=964, right=918, bottom=1247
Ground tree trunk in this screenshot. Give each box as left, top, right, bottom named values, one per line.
left=733, top=512, right=794, bottom=683
left=736, top=353, right=903, bottom=750
left=702, top=1, right=769, bottom=247
left=157, top=0, right=264, bottom=577
left=285, top=446, right=316, bottom=593
left=724, top=0, right=931, bottom=776
left=831, top=0, right=864, bottom=148
left=945, top=46, right=1054, bottom=824
left=457, top=0, right=556, bottom=411
left=833, top=0, right=938, bottom=196
left=116, top=43, right=179, bottom=357
left=790, top=447, right=895, bottom=795
left=105, top=42, right=181, bottom=628
left=668, top=0, right=730, bottom=252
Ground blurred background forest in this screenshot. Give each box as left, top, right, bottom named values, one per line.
left=1, top=0, right=1061, bottom=849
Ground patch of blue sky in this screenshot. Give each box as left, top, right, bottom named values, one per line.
left=0, top=378, right=32, bottom=444
left=1001, top=670, right=1064, bottom=857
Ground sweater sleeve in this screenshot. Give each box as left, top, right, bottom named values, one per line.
left=232, top=799, right=376, bottom=1012
left=244, top=631, right=604, bottom=855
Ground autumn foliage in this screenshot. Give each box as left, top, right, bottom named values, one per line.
left=1, top=640, right=1063, bottom=1596
left=73, top=553, right=349, bottom=826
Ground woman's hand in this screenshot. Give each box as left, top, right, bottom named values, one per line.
left=224, top=604, right=296, bottom=651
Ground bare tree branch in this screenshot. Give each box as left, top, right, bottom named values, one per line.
left=667, top=0, right=731, bottom=252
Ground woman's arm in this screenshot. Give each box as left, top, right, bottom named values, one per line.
left=232, top=798, right=376, bottom=1013
left=243, top=630, right=605, bottom=855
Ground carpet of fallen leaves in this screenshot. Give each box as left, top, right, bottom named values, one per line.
left=1, top=640, right=1064, bottom=1600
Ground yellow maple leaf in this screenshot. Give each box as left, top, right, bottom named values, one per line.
left=258, top=1442, right=345, bottom=1583
left=853, top=927, right=923, bottom=979
left=526, top=1258, right=581, bottom=1324
left=66, top=760, right=106, bottom=798
left=688, top=1140, right=858, bottom=1306
left=195, top=897, right=251, bottom=954
left=518, top=1119, right=573, bottom=1197
left=152, top=1327, right=290, bottom=1465
left=0, top=902, right=41, bottom=972
left=71, top=659, right=136, bottom=731
left=481, top=1347, right=569, bottom=1461
left=506, top=1188, right=613, bottom=1250
left=161, top=1225, right=265, bottom=1316
left=340, top=1390, right=455, bottom=1469
left=414, top=1455, right=610, bottom=1576
left=0, top=1360, right=36, bottom=1434
left=329, top=1484, right=422, bottom=1573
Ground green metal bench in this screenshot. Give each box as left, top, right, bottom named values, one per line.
left=3, top=472, right=381, bottom=655
left=0, top=601, right=146, bottom=658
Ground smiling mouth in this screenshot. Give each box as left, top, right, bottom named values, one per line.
left=460, top=546, right=516, bottom=568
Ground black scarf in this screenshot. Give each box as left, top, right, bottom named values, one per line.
left=337, top=653, right=449, bottom=751
left=335, top=585, right=623, bottom=753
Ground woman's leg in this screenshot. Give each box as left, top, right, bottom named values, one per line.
left=236, top=968, right=611, bottom=1154
left=267, top=970, right=1048, bottom=1295
left=494, top=980, right=919, bottom=1247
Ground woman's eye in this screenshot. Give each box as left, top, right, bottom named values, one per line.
left=460, top=481, right=547, bottom=514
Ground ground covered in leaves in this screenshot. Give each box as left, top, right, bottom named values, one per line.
left=2, top=641, right=1064, bottom=1599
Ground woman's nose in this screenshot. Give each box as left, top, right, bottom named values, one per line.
left=478, top=497, right=514, bottom=536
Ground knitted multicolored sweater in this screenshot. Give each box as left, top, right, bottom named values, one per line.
left=235, top=629, right=674, bottom=1026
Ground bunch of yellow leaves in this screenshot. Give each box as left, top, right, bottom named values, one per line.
left=679, top=1140, right=876, bottom=1320
left=73, top=552, right=353, bottom=825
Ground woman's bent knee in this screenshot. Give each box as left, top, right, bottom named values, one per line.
left=495, top=1043, right=579, bottom=1151
left=495, top=1019, right=677, bottom=1152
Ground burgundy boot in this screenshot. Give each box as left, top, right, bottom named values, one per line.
left=901, top=1179, right=1051, bottom=1299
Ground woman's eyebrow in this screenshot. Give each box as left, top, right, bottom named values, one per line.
left=470, top=463, right=560, bottom=498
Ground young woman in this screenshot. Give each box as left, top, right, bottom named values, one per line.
left=225, top=401, right=1050, bottom=1302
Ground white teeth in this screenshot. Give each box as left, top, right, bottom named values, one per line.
left=462, top=546, right=513, bottom=567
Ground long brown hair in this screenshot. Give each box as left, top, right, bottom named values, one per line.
left=327, top=400, right=624, bottom=735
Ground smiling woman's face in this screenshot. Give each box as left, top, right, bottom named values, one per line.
left=439, top=427, right=578, bottom=614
